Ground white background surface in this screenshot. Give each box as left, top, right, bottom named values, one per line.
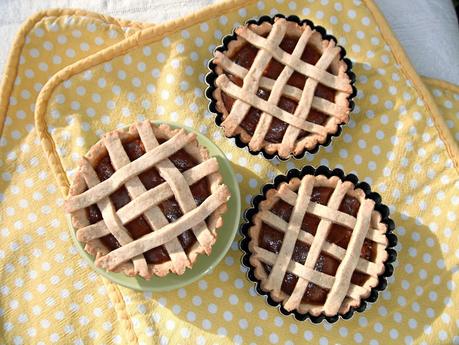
left=0, top=0, right=458, bottom=85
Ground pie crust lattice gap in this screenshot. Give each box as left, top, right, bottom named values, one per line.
left=66, top=121, right=230, bottom=279
left=207, top=15, right=355, bottom=159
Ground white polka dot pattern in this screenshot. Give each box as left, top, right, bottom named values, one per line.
left=424, top=78, right=459, bottom=145
left=1, top=2, right=459, bottom=345
left=0, top=12, right=145, bottom=345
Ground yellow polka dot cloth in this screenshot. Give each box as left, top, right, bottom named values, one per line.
left=0, top=1, right=458, bottom=344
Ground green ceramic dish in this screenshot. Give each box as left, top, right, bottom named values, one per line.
left=67, top=121, right=241, bottom=291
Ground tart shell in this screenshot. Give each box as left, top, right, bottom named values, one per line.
left=68, top=122, right=229, bottom=279
left=205, top=14, right=357, bottom=160
left=239, top=165, right=397, bottom=322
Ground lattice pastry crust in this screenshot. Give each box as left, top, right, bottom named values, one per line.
left=66, top=121, right=230, bottom=279
left=213, top=17, right=352, bottom=158
left=248, top=175, right=388, bottom=316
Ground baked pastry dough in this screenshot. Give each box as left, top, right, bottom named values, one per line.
left=66, top=121, right=230, bottom=279
left=212, top=17, right=353, bottom=158
left=248, top=174, right=388, bottom=316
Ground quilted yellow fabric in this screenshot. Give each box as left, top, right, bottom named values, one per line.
left=0, top=1, right=458, bottom=345
left=424, top=78, right=459, bottom=145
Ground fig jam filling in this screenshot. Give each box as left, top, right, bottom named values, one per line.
left=221, top=35, right=338, bottom=144
left=259, top=186, right=377, bottom=305
left=86, top=137, right=210, bottom=264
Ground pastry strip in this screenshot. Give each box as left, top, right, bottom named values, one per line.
left=79, top=158, right=149, bottom=277
left=220, top=20, right=287, bottom=136
left=258, top=211, right=381, bottom=274
left=278, top=187, right=387, bottom=245
left=280, top=41, right=341, bottom=157
left=254, top=247, right=367, bottom=301
left=284, top=180, right=353, bottom=311
left=265, top=175, right=314, bottom=291
left=137, top=121, right=215, bottom=254
left=217, top=75, right=328, bottom=135
left=76, top=158, right=219, bottom=242
left=238, top=21, right=351, bottom=92
left=323, top=199, right=374, bottom=315
left=214, top=51, right=348, bottom=118
left=103, top=130, right=190, bottom=274
left=96, top=185, right=229, bottom=271
left=249, top=27, right=313, bottom=151
left=65, top=129, right=195, bottom=212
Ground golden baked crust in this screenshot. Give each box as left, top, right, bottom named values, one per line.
left=248, top=175, right=388, bottom=316
left=212, top=17, right=352, bottom=158
left=66, top=121, right=230, bottom=279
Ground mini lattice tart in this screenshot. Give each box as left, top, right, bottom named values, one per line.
left=65, top=121, right=230, bottom=279
left=210, top=16, right=353, bottom=159
left=246, top=173, right=390, bottom=317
